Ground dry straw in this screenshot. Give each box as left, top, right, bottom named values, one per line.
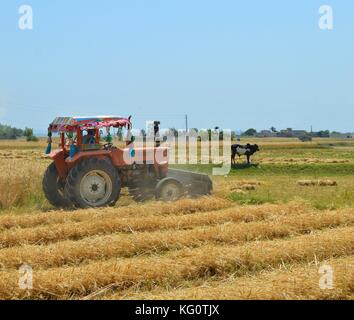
left=0, top=202, right=307, bottom=247
left=297, top=180, right=337, bottom=187
left=0, top=208, right=351, bottom=269
left=0, top=197, right=230, bottom=231
left=0, top=226, right=352, bottom=299
left=112, top=256, right=354, bottom=300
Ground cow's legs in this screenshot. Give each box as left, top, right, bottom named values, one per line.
left=246, top=154, right=250, bottom=164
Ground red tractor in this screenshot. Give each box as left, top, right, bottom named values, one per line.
left=43, top=116, right=212, bottom=208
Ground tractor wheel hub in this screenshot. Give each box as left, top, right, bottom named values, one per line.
left=90, top=183, right=99, bottom=192
left=79, top=170, right=113, bottom=205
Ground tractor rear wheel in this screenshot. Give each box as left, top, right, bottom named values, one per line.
left=155, top=178, right=184, bottom=201
left=42, top=163, right=71, bottom=208
left=64, top=158, right=121, bottom=208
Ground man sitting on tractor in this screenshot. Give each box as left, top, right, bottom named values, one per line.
left=82, top=129, right=96, bottom=144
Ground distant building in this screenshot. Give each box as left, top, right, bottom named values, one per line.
left=277, top=129, right=308, bottom=138
left=330, top=132, right=353, bottom=139
left=292, top=130, right=308, bottom=137
left=253, top=128, right=349, bottom=139
left=256, top=130, right=276, bottom=138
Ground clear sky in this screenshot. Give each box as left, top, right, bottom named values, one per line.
left=0, top=0, right=353, bottom=133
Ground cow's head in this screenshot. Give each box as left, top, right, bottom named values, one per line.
left=254, top=144, right=260, bottom=151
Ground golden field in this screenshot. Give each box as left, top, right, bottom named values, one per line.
left=0, top=137, right=353, bottom=300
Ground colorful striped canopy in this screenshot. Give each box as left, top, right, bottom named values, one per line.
left=48, top=116, right=131, bottom=132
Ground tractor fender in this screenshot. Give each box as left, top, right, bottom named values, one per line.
left=64, top=151, right=114, bottom=179
left=65, top=150, right=112, bottom=164
left=45, top=150, right=67, bottom=179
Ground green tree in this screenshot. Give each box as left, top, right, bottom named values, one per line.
left=168, top=128, right=178, bottom=138
left=23, top=127, right=38, bottom=142
left=318, top=130, right=330, bottom=138
left=0, top=123, right=23, bottom=139
left=242, top=128, right=257, bottom=136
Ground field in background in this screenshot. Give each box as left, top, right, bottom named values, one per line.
left=0, top=137, right=353, bottom=299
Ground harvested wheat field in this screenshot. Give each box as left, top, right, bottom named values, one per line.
left=0, top=199, right=353, bottom=300
left=0, top=138, right=353, bottom=300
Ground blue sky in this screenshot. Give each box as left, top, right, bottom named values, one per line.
left=0, top=0, right=353, bottom=133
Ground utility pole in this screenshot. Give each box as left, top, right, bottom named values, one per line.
left=185, top=114, right=188, bottom=133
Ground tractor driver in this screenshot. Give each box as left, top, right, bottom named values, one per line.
left=82, top=129, right=96, bottom=144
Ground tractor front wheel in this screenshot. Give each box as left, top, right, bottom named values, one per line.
left=42, top=163, right=71, bottom=208
left=65, top=158, right=121, bottom=208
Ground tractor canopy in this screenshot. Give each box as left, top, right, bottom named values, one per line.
left=48, top=116, right=131, bottom=132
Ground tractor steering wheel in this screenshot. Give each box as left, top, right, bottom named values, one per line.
left=103, top=143, right=113, bottom=150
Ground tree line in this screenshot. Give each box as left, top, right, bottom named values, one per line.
left=0, top=123, right=38, bottom=141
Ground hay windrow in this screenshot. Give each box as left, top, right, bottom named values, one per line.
left=110, top=255, right=354, bottom=300
left=0, top=203, right=308, bottom=247
left=0, top=197, right=231, bottom=231
left=297, top=180, right=338, bottom=187
left=0, top=226, right=353, bottom=299
left=0, top=207, right=350, bottom=269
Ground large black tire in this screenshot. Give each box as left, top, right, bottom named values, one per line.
left=155, top=178, right=184, bottom=201
left=64, top=158, right=121, bottom=209
left=42, top=163, right=71, bottom=208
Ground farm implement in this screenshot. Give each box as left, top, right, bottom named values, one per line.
left=43, top=116, right=212, bottom=208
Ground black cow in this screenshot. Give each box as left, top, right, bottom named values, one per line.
left=231, top=144, right=260, bottom=164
